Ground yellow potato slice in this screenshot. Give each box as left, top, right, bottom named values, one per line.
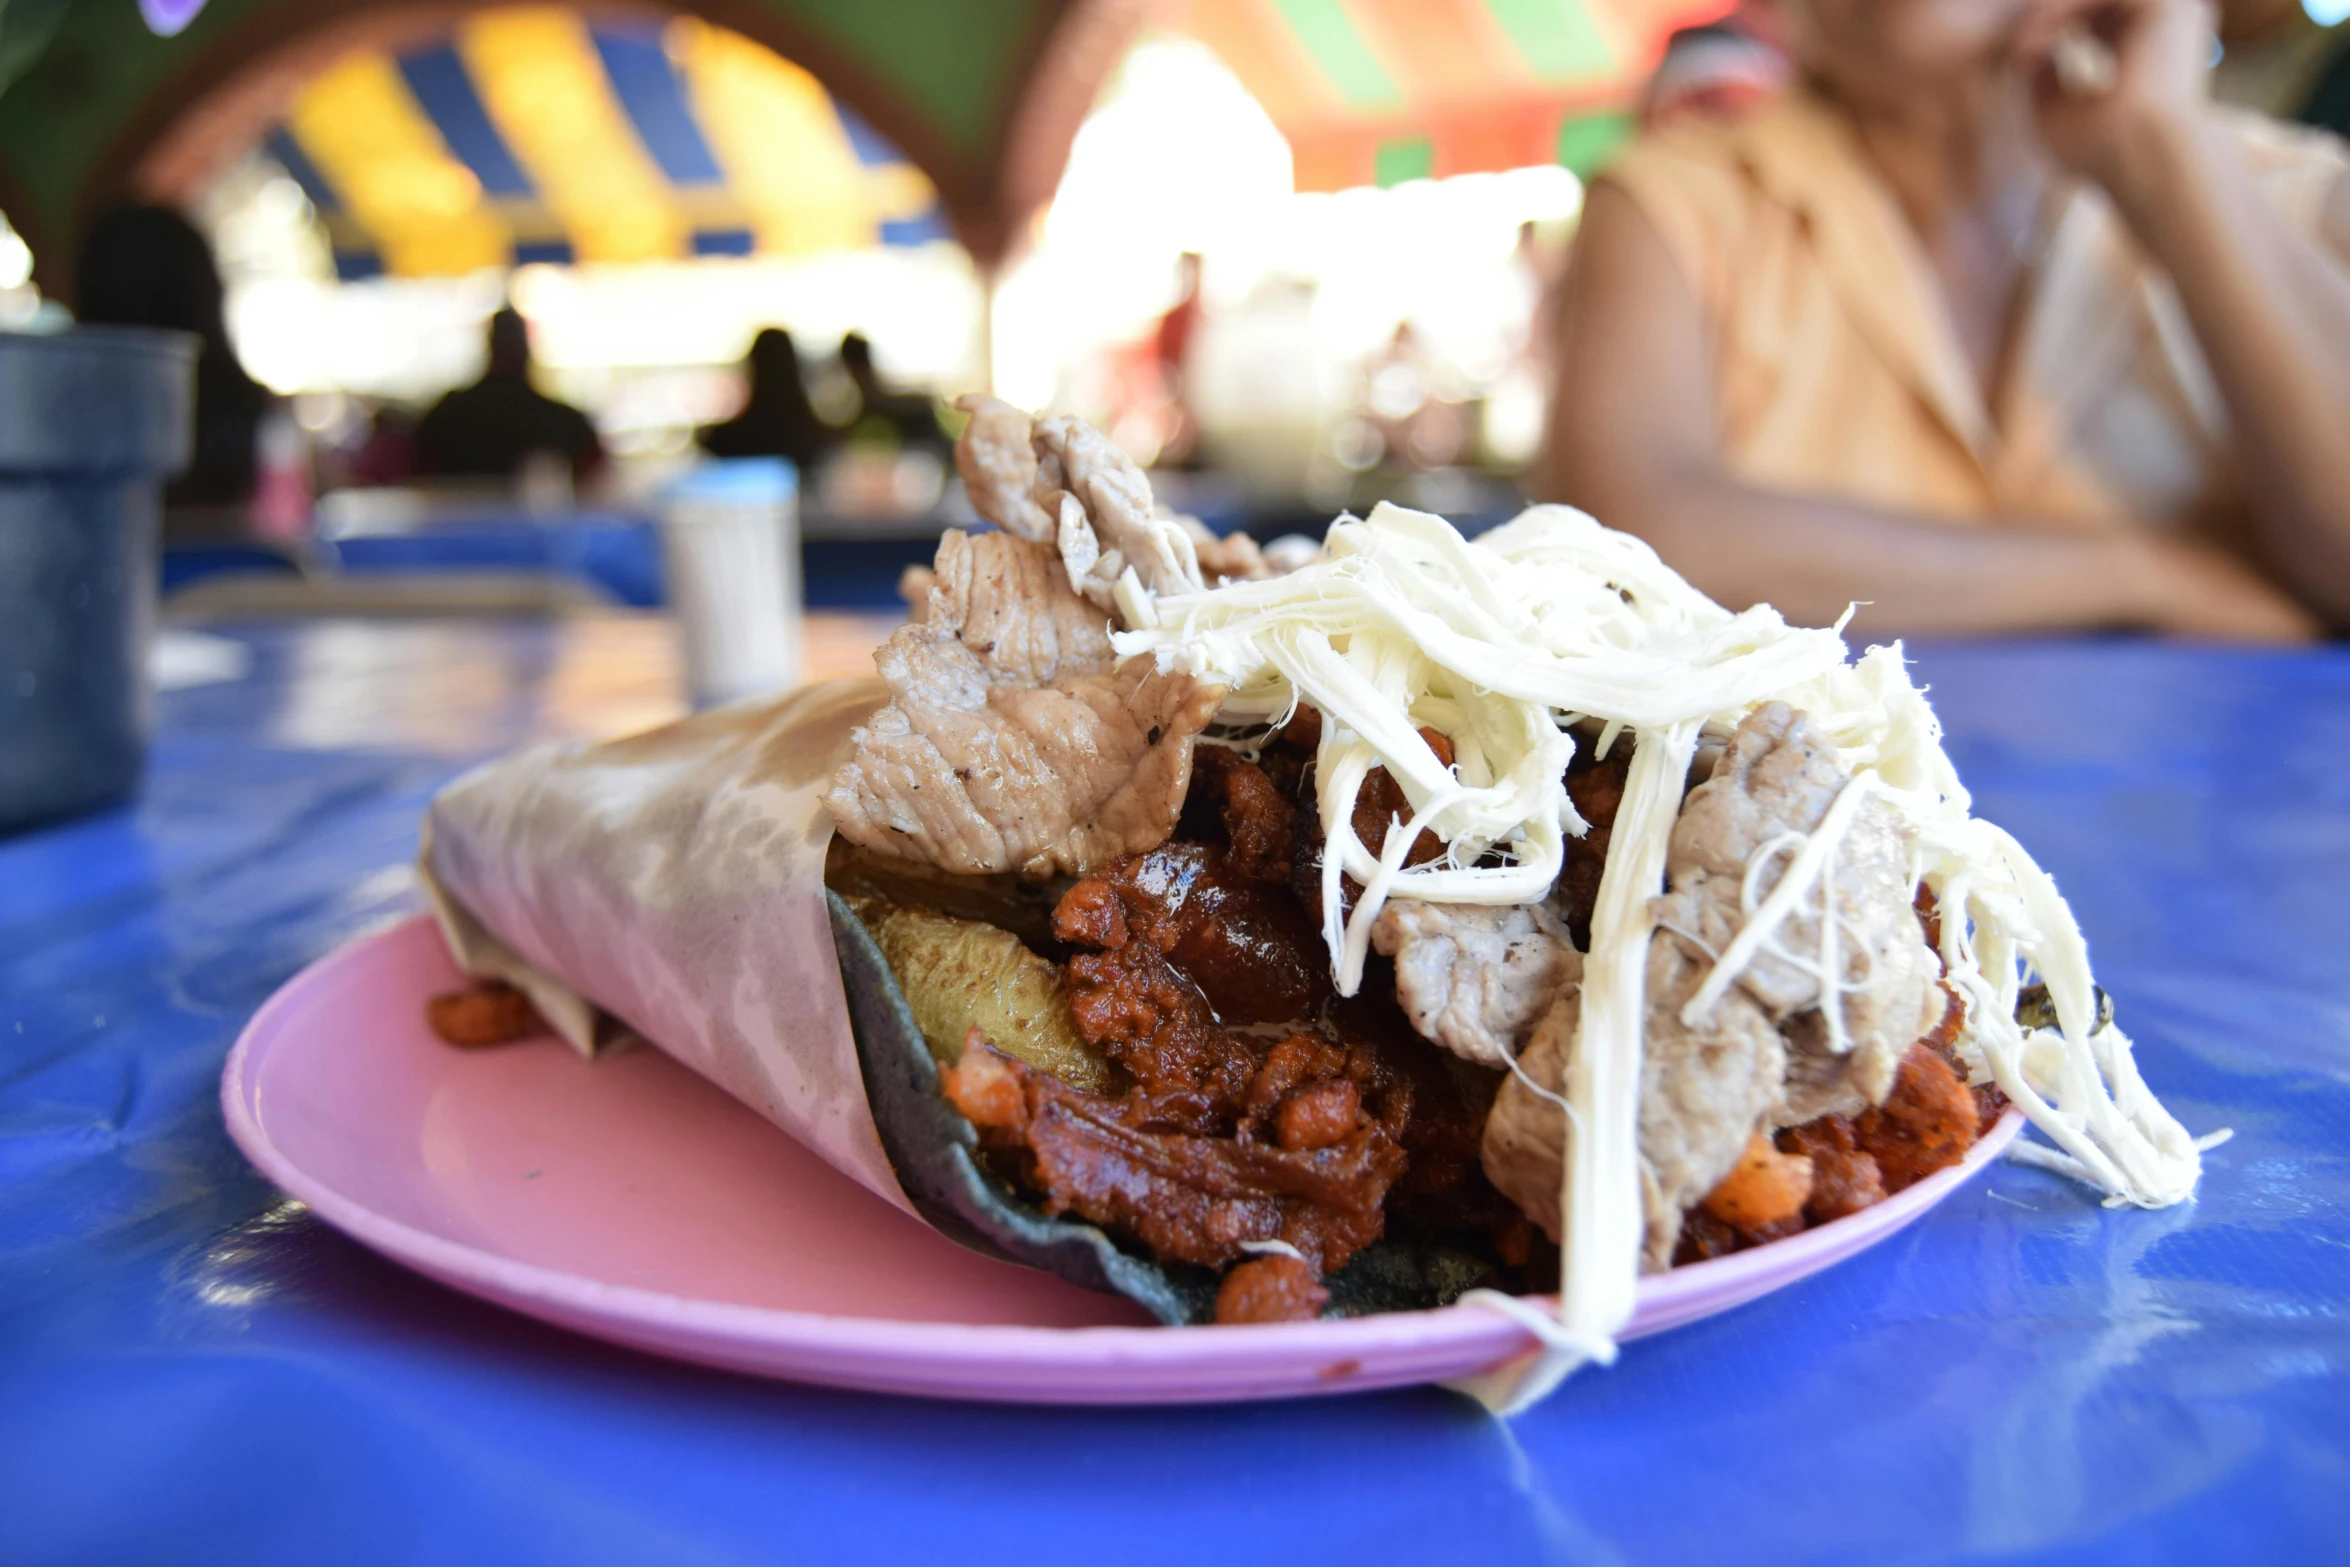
left=862, top=903, right=1117, bottom=1095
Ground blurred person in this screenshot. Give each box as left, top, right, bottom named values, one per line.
left=415, top=309, right=603, bottom=485
left=1361, top=322, right=1469, bottom=470
left=699, top=327, right=830, bottom=473
left=2214, top=0, right=2350, bottom=136
left=837, top=332, right=949, bottom=455
left=1150, top=252, right=1204, bottom=466
left=1542, top=0, right=2350, bottom=640
left=74, top=205, right=270, bottom=515
left=349, top=404, right=419, bottom=487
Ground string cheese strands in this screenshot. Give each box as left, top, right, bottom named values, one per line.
left=1115, top=501, right=2210, bottom=1409
left=1465, top=719, right=1705, bottom=1411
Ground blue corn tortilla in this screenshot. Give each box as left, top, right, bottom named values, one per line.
left=827, top=890, right=1499, bottom=1325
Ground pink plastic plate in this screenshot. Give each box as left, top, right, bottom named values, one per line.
left=221, top=915, right=2022, bottom=1405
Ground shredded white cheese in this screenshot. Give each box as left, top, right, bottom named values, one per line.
left=1113, top=501, right=2207, bottom=1412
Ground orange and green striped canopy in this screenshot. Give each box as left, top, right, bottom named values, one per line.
left=1180, top=0, right=1728, bottom=189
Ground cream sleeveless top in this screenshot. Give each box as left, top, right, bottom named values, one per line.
left=1602, top=90, right=2349, bottom=536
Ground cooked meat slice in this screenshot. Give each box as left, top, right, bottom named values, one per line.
left=1773, top=800, right=1944, bottom=1123
left=1477, top=988, right=1571, bottom=1242
left=1651, top=701, right=1943, bottom=1128
left=826, top=531, right=1224, bottom=878
left=1478, top=968, right=1780, bottom=1259
left=1371, top=899, right=1581, bottom=1071
left=830, top=654, right=1220, bottom=879
left=1059, top=931, right=1262, bottom=1118
left=1215, top=1254, right=1330, bottom=1324
left=896, top=564, right=937, bottom=620
left=954, top=400, right=1205, bottom=615
left=1632, top=936, right=1791, bottom=1266
left=1483, top=702, right=1946, bottom=1268
left=1031, top=415, right=1203, bottom=610
left=1058, top=844, right=1331, bottom=1029
left=1185, top=746, right=1299, bottom=883
left=909, top=526, right=1115, bottom=688
left=1479, top=911, right=1786, bottom=1265
left=939, top=1037, right=1407, bottom=1274
left=1653, top=700, right=1852, bottom=1014
left=953, top=395, right=1055, bottom=540
left=1186, top=525, right=1273, bottom=586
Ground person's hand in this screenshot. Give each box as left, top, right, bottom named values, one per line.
left=2121, top=531, right=2324, bottom=642
left=2015, top=0, right=2216, bottom=201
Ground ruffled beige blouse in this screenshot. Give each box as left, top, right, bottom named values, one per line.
left=1602, top=90, right=2349, bottom=536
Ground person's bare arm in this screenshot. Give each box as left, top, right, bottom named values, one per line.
left=1540, top=182, right=2316, bottom=641
left=2023, top=0, right=2350, bottom=627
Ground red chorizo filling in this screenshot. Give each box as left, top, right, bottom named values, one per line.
left=939, top=721, right=1502, bottom=1292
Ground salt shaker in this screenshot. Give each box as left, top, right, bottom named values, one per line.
left=659, top=458, right=801, bottom=709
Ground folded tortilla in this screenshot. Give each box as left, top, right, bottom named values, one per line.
left=421, top=676, right=913, bottom=1215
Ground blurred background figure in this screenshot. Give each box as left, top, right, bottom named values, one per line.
left=1358, top=322, right=1470, bottom=472
left=699, top=327, right=830, bottom=474
left=347, top=405, right=418, bottom=488
left=74, top=205, right=269, bottom=517
left=836, top=332, right=948, bottom=457
left=1542, top=0, right=2350, bottom=641
left=415, top=307, right=604, bottom=487
left=2214, top=0, right=2350, bottom=136
left=1149, top=252, right=1204, bottom=467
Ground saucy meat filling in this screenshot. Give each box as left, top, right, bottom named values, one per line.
left=887, top=706, right=2009, bottom=1310
left=935, top=730, right=1521, bottom=1321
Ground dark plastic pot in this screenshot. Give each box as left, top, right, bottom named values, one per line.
left=0, top=326, right=197, bottom=833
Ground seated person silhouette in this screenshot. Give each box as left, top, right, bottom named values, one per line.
left=699, top=327, right=832, bottom=474
left=414, top=309, right=604, bottom=485
left=838, top=331, right=948, bottom=456
left=75, top=204, right=270, bottom=515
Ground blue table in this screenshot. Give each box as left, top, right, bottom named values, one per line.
left=168, top=520, right=936, bottom=612
left=3, top=622, right=2346, bottom=1565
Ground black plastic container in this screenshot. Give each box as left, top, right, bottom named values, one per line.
left=0, top=327, right=196, bottom=833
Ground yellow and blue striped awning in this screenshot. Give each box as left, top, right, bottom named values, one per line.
left=265, top=8, right=950, bottom=280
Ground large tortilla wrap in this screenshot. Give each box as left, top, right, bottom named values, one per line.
left=419, top=675, right=912, bottom=1216
left=416, top=673, right=1517, bottom=1325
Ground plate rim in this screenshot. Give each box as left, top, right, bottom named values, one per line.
left=221, top=914, right=2025, bottom=1382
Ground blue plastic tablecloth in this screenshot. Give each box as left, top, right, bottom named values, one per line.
left=3, top=621, right=2346, bottom=1565
left=165, top=521, right=936, bottom=611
